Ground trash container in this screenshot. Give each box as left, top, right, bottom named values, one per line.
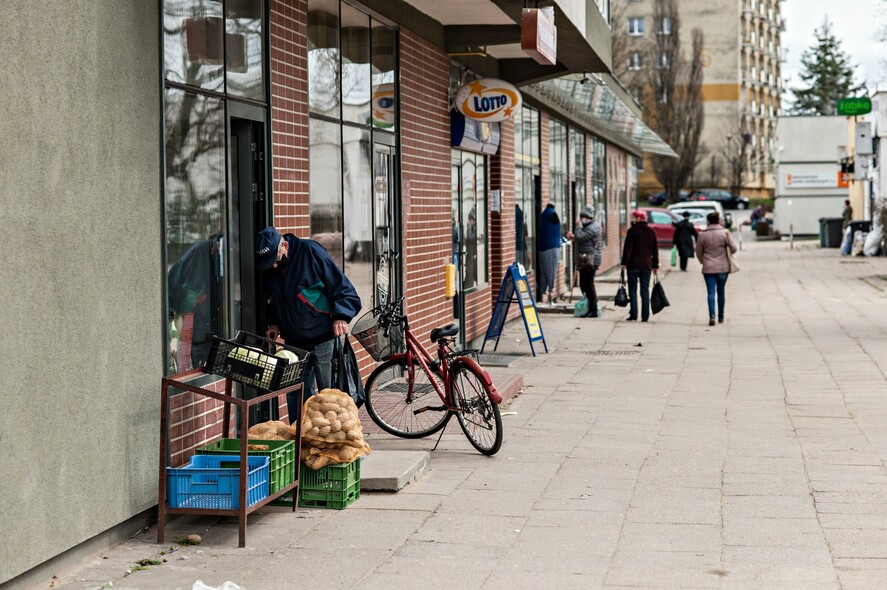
left=848, top=220, right=872, bottom=236
left=822, top=218, right=844, bottom=248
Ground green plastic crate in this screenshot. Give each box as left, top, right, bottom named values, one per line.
left=298, top=461, right=361, bottom=509
left=197, top=438, right=295, bottom=494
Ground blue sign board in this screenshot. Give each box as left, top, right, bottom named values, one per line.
left=481, top=262, right=548, bottom=356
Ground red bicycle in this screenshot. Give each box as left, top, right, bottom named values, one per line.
left=351, top=300, right=503, bottom=455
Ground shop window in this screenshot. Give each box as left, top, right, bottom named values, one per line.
left=514, top=106, right=539, bottom=272
left=308, top=0, right=398, bottom=316
left=451, top=151, right=488, bottom=291
left=341, top=4, right=370, bottom=125
left=591, top=137, right=607, bottom=247
left=570, top=127, right=586, bottom=226
left=163, top=0, right=264, bottom=99
left=549, top=119, right=569, bottom=236
left=308, top=0, right=342, bottom=119
left=371, top=23, right=397, bottom=131
left=343, top=125, right=373, bottom=304
left=226, top=0, right=265, bottom=100
left=164, top=0, right=225, bottom=91
left=309, top=118, right=344, bottom=268
left=164, top=89, right=227, bottom=371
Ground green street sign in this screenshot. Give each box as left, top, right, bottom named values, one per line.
left=837, top=97, right=872, bottom=116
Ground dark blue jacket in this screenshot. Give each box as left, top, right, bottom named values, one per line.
left=539, top=204, right=561, bottom=251
left=263, top=234, right=362, bottom=349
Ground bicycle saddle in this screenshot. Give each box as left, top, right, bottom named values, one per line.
left=430, top=324, right=459, bottom=343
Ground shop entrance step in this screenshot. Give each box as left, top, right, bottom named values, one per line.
left=359, top=450, right=430, bottom=492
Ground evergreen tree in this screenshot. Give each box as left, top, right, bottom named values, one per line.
left=790, top=18, right=865, bottom=115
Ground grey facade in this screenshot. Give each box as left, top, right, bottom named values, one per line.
left=1, top=2, right=161, bottom=584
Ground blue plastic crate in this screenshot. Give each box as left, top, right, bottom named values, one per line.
left=167, top=455, right=270, bottom=510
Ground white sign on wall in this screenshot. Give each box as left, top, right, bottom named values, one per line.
left=784, top=169, right=846, bottom=189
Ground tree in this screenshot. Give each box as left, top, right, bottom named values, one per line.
left=643, top=0, right=706, bottom=202
left=789, top=18, right=865, bottom=115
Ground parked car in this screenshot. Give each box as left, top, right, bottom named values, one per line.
left=674, top=208, right=709, bottom=231
left=687, top=188, right=750, bottom=210
left=668, top=201, right=732, bottom=229
left=636, top=207, right=699, bottom=248
left=647, top=190, right=690, bottom=206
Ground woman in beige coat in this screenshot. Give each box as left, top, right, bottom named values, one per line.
left=695, top=212, right=738, bottom=326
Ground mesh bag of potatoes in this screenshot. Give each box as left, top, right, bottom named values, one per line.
left=247, top=420, right=297, bottom=441
left=300, top=388, right=370, bottom=470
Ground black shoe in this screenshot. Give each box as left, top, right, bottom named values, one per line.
left=584, top=312, right=598, bottom=318
left=718, top=317, right=724, bottom=324
left=709, top=317, right=716, bottom=326
left=626, top=316, right=637, bottom=321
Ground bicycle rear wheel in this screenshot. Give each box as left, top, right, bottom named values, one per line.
left=450, top=364, right=503, bottom=455
left=364, top=358, right=449, bottom=438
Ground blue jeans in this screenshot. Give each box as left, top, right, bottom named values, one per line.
left=287, top=337, right=334, bottom=424
left=703, top=273, right=729, bottom=320
left=627, top=269, right=652, bottom=321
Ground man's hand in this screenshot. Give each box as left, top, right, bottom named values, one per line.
left=333, top=319, right=348, bottom=337
left=620, top=265, right=627, bottom=271
left=566, top=231, right=575, bottom=240
left=653, top=268, right=659, bottom=275
left=265, top=324, right=281, bottom=341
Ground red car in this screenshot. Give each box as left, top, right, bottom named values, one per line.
left=635, top=207, right=698, bottom=248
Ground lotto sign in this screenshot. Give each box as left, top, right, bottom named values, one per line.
left=371, top=83, right=396, bottom=128
left=454, top=78, right=522, bottom=122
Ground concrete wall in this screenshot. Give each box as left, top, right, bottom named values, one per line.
left=0, top=1, right=161, bottom=583
left=774, top=116, right=849, bottom=235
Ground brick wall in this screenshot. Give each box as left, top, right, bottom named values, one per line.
left=270, top=0, right=309, bottom=236
left=398, top=30, right=456, bottom=346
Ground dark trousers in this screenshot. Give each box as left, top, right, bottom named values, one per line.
left=627, top=268, right=652, bottom=321
left=579, top=266, right=598, bottom=316
left=679, top=254, right=689, bottom=271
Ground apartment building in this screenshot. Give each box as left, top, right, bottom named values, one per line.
left=617, top=0, right=783, bottom=199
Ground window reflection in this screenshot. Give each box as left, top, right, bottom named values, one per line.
left=371, top=24, right=396, bottom=131
left=343, top=126, right=373, bottom=306
left=309, top=118, right=344, bottom=268
left=226, top=0, right=264, bottom=100
left=549, top=119, right=568, bottom=238
left=164, top=0, right=225, bottom=91
left=164, top=89, right=226, bottom=371
left=308, top=0, right=341, bottom=118
left=341, top=4, right=370, bottom=125
left=451, top=151, right=487, bottom=290
left=515, top=106, right=539, bottom=271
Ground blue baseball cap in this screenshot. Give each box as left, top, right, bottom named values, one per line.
left=255, top=227, right=282, bottom=271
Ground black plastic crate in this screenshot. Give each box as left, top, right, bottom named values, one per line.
left=204, top=331, right=310, bottom=391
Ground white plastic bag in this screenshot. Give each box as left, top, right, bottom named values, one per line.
left=864, top=227, right=882, bottom=256
left=193, top=581, right=243, bottom=590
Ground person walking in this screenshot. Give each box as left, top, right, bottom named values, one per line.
left=672, top=211, right=695, bottom=271
left=255, top=226, right=362, bottom=424
left=695, top=211, right=738, bottom=326
left=567, top=206, right=602, bottom=317
left=620, top=210, right=659, bottom=322
left=538, top=202, right=561, bottom=307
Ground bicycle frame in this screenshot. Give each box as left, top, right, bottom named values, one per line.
left=384, top=323, right=503, bottom=409
left=385, top=328, right=450, bottom=407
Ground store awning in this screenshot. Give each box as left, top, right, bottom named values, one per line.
left=524, top=74, right=678, bottom=159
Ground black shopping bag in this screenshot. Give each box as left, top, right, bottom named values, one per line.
left=614, top=269, right=629, bottom=308
left=651, top=275, right=670, bottom=315
left=332, top=336, right=366, bottom=407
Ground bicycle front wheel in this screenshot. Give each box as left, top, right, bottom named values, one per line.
left=364, top=358, right=449, bottom=438
left=450, top=364, right=503, bottom=455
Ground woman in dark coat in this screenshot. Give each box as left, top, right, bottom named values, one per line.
left=672, top=211, right=696, bottom=272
